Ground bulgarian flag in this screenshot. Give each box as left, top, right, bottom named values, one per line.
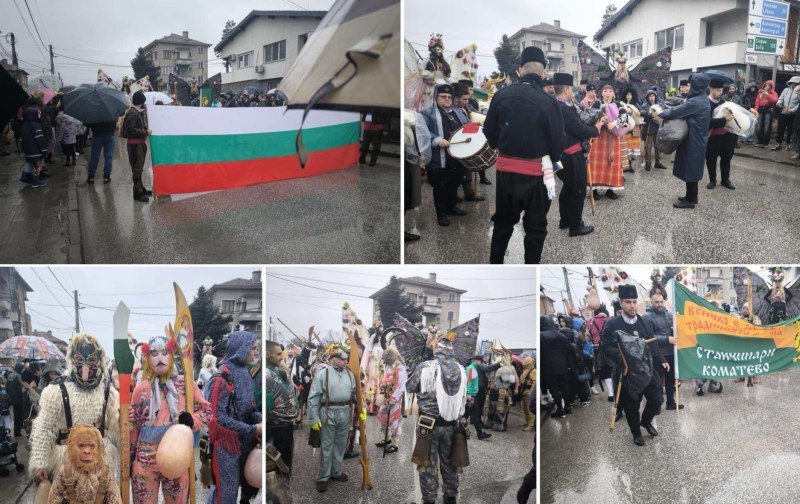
left=674, top=282, right=800, bottom=380
left=147, top=107, right=360, bottom=196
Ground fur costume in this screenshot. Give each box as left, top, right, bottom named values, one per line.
left=377, top=347, right=407, bottom=443
left=29, top=334, right=120, bottom=481
left=47, top=424, right=122, bottom=504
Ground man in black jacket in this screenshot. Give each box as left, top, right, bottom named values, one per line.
left=540, top=316, right=573, bottom=417
left=601, top=285, right=666, bottom=446
left=6, top=362, right=24, bottom=437
left=643, top=286, right=683, bottom=410
left=553, top=73, right=602, bottom=237
left=469, top=354, right=501, bottom=434
left=705, top=77, right=737, bottom=190
left=484, top=46, right=566, bottom=263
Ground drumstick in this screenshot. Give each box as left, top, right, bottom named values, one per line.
left=449, top=137, right=473, bottom=145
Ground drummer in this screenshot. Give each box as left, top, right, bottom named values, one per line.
left=455, top=81, right=491, bottom=186
left=453, top=83, right=486, bottom=202
left=554, top=72, right=603, bottom=237
left=421, top=83, right=470, bottom=227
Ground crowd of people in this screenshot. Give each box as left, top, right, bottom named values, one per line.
left=264, top=322, right=536, bottom=504
left=540, top=273, right=795, bottom=447
left=405, top=42, right=800, bottom=263
left=0, top=330, right=262, bottom=504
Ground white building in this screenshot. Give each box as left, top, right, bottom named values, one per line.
left=214, top=10, right=326, bottom=91
left=508, top=20, right=586, bottom=80
left=594, top=0, right=800, bottom=89
left=369, top=273, right=467, bottom=329
left=695, top=266, right=737, bottom=307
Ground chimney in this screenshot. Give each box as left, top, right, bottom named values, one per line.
left=554, top=20, right=561, bottom=29
left=252, top=270, right=261, bottom=283
left=429, top=273, right=437, bottom=283
left=182, top=31, right=189, bottom=38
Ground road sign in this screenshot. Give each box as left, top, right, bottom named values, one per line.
left=749, top=0, right=790, bottom=21
left=748, top=14, right=788, bottom=37
left=746, top=54, right=758, bottom=64
left=746, top=34, right=785, bottom=55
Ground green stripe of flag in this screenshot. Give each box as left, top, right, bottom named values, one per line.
left=113, top=338, right=134, bottom=374
left=150, top=122, right=360, bottom=166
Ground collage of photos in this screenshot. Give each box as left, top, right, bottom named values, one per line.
left=3, top=0, right=800, bottom=503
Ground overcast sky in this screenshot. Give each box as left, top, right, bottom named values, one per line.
left=265, top=266, right=537, bottom=350
left=405, top=0, right=611, bottom=78
left=17, top=266, right=260, bottom=359
left=0, top=0, right=336, bottom=86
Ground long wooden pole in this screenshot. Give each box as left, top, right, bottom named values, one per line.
left=343, top=303, right=372, bottom=491
left=174, top=284, right=196, bottom=504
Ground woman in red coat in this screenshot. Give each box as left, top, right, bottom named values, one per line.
left=754, top=80, right=779, bottom=147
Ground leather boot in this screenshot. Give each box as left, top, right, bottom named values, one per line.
left=133, top=189, right=149, bottom=202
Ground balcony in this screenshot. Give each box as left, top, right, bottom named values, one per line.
left=422, top=304, right=442, bottom=315
left=237, top=311, right=262, bottom=321
left=175, top=58, right=192, bottom=66
left=696, top=40, right=746, bottom=69
left=546, top=50, right=564, bottom=59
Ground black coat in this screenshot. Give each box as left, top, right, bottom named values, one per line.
left=475, top=362, right=501, bottom=390
left=540, top=316, right=573, bottom=376
left=5, top=372, right=22, bottom=404
left=484, top=73, right=565, bottom=162
left=659, top=74, right=711, bottom=183
left=559, top=100, right=599, bottom=147
left=600, top=315, right=665, bottom=367
left=21, top=107, right=47, bottom=161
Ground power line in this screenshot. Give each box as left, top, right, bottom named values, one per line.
left=53, top=52, right=131, bottom=68
left=22, top=0, right=48, bottom=51
left=26, top=305, right=73, bottom=330
left=79, top=302, right=173, bottom=317
left=266, top=273, right=372, bottom=299
left=268, top=272, right=379, bottom=290
left=11, top=0, right=48, bottom=61
left=29, top=269, right=74, bottom=321
left=280, top=0, right=308, bottom=10
left=47, top=267, right=72, bottom=298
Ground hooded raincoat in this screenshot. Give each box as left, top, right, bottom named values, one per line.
left=658, top=73, right=711, bottom=183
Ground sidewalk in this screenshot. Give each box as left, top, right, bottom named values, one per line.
left=735, top=142, right=800, bottom=167
left=0, top=149, right=82, bottom=264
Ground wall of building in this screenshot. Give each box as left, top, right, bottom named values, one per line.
left=147, top=41, right=210, bottom=89
left=220, top=16, right=321, bottom=87
left=598, top=0, right=742, bottom=73
left=510, top=28, right=583, bottom=78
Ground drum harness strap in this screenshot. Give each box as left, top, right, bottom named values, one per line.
left=56, top=378, right=111, bottom=445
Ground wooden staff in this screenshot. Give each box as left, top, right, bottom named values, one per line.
left=610, top=337, right=658, bottom=431
left=112, top=302, right=132, bottom=504
left=586, top=148, right=596, bottom=215
left=346, top=326, right=373, bottom=490
left=173, top=283, right=196, bottom=504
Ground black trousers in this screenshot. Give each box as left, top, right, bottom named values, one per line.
left=655, top=355, right=677, bottom=406
left=544, top=374, right=571, bottom=412
left=490, top=171, right=550, bottom=264
left=684, top=181, right=698, bottom=204
left=621, top=373, right=663, bottom=437
left=475, top=386, right=487, bottom=426
left=267, top=423, right=295, bottom=474
left=62, top=143, right=76, bottom=163
left=756, top=109, right=773, bottom=145
left=12, top=402, right=23, bottom=436
left=516, top=460, right=536, bottom=504
left=556, top=153, right=587, bottom=230
left=706, top=134, right=736, bottom=183
left=427, top=161, right=464, bottom=216
left=468, top=396, right=484, bottom=435
left=776, top=113, right=795, bottom=144
left=359, top=130, right=382, bottom=163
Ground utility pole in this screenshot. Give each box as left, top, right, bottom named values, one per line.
left=49, top=45, right=54, bottom=76
left=74, top=290, right=80, bottom=333
left=10, top=33, right=18, bottom=72
left=563, top=267, right=575, bottom=312
left=587, top=267, right=596, bottom=288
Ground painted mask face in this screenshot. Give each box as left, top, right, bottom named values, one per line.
left=146, top=336, right=174, bottom=378
left=72, top=340, right=102, bottom=389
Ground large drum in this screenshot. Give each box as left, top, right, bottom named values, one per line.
left=448, top=124, right=497, bottom=172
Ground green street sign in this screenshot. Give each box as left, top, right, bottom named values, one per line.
left=746, top=34, right=784, bottom=54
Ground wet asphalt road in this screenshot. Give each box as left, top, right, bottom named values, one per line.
left=541, top=369, right=800, bottom=504
left=405, top=150, right=800, bottom=264
left=74, top=139, right=400, bottom=264
left=289, top=406, right=535, bottom=503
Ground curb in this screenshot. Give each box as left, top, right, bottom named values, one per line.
left=735, top=149, right=799, bottom=168
left=66, top=179, right=84, bottom=264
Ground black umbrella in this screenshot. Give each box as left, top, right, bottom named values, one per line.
left=0, top=65, right=28, bottom=128
left=62, top=83, right=127, bottom=125
left=59, top=85, right=76, bottom=93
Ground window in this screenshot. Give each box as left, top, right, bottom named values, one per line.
left=238, top=51, right=254, bottom=68
left=222, top=300, right=235, bottom=312
left=448, top=292, right=456, bottom=302
left=163, top=50, right=171, bottom=59
left=622, top=39, right=643, bottom=58
left=298, top=33, right=309, bottom=53
left=421, top=295, right=428, bottom=305
left=447, top=311, right=454, bottom=321
left=521, top=40, right=526, bottom=49
left=572, top=55, right=578, bottom=63
left=437, top=296, right=442, bottom=305
left=197, top=61, right=204, bottom=69
left=239, top=301, right=247, bottom=312
left=264, top=40, right=287, bottom=63
left=408, top=293, right=418, bottom=304
left=572, top=37, right=579, bottom=46
left=198, top=46, right=204, bottom=54
left=656, top=25, right=684, bottom=51
left=162, top=66, right=173, bottom=75
left=705, top=21, right=714, bottom=46
left=150, top=52, right=156, bottom=62
left=533, top=40, right=542, bottom=48
left=560, top=43, right=565, bottom=50
left=188, top=48, right=192, bottom=55
left=572, top=70, right=578, bottom=79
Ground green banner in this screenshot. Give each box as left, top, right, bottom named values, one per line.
left=200, top=85, right=212, bottom=107
left=675, top=282, right=800, bottom=379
